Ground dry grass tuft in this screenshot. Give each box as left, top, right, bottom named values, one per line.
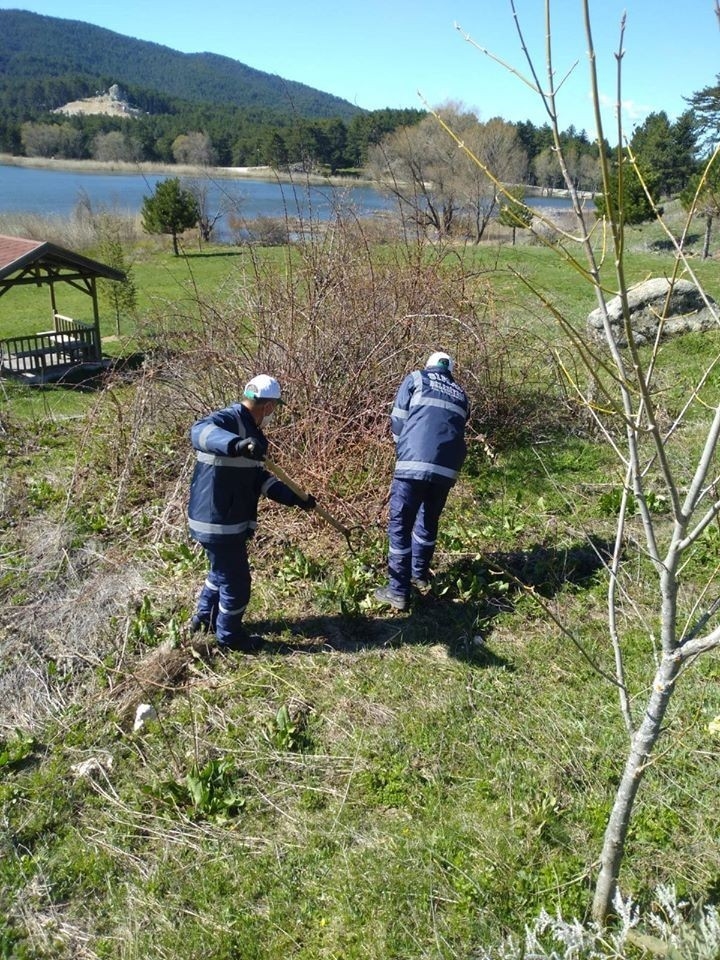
left=0, top=205, right=142, bottom=249
left=0, top=522, right=151, bottom=733
left=109, top=637, right=201, bottom=726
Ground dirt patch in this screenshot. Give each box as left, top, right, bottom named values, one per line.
left=53, top=85, right=143, bottom=119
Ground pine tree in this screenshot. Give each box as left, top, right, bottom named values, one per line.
left=97, top=217, right=137, bottom=336
left=141, top=178, right=199, bottom=255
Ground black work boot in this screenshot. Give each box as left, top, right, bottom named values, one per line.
left=217, top=629, right=264, bottom=653
left=374, top=585, right=409, bottom=612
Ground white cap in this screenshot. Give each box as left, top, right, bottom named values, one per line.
left=426, top=351, right=454, bottom=373
left=243, top=374, right=283, bottom=402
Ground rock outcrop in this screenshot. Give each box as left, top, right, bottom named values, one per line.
left=53, top=85, right=142, bottom=118
left=587, top=278, right=719, bottom=346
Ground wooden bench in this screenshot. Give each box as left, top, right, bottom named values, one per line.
left=37, top=332, right=93, bottom=361
left=12, top=347, right=48, bottom=359
left=6, top=347, right=50, bottom=372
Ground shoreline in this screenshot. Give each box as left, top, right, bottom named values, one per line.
left=0, top=154, right=375, bottom=188
left=0, top=155, right=592, bottom=199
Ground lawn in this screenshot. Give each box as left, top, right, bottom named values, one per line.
left=1, top=218, right=719, bottom=959
left=0, top=242, right=251, bottom=341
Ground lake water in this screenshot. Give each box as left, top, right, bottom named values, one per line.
left=0, top=162, right=579, bottom=243
left=0, top=163, right=400, bottom=242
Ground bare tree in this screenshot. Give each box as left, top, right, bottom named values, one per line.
left=369, top=105, right=526, bottom=242
left=20, top=121, right=83, bottom=159
left=92, top=131, right=141, bottom=163
left=578, top=152, right=603, bottom=193
left=453, top=0, right=720, bottom=926
left=171, top=132, right=217, bottom=167
left=532, top=146, right=563, bottom=193
left=186, top=180, right=224, bottom=244
left=458, top=116, right=528, bottom=242
left=367, top=106, right=466, bottom=237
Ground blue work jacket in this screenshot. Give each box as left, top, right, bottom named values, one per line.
left=391, top=365, right=469, bottom=484
left=187, top=403, right=299, bottom=545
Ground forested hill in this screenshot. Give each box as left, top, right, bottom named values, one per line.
left=0, top=9, right=361, bottom=120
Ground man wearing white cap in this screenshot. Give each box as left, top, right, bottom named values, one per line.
left=375, top=352, right=469, bottom=611
left=187, top=374, right=316, bottom=651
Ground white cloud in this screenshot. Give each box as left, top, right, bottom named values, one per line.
left=621, top=98, right=654, bottom=123
left=595, top=91, right=654, bottom=132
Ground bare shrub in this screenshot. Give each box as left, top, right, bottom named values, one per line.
left=79, top=213, right=569, bottom=535
left=341, top=212, right=406, bottom=246
left=230, top=214, right=291, bottom=246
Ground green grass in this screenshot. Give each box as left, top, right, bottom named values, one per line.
left=2, top=224, right=720, bottom=958
left=2, top=587, right=716, bottom=957
left=0, top=243, right=251, bottom=341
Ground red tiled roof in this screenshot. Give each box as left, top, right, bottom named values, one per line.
left=0, top=235, right=44, bottom=272
left=0, top=234, right=125, bottom=284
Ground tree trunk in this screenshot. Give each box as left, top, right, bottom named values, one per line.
left=591, top=653, right=681, bottom=922
left=702, top=215, right=712, bottom=260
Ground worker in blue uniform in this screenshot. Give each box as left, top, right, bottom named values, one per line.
left=375, top=352, right=469, bottom=611
left=187, top=374, right=316, bottom=651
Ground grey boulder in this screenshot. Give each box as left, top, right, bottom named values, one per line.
left=587, top=278, right=719, bottom=346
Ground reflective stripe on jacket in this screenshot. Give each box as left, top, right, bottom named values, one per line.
left=391, top=366, right=469, bottom=484
left=187, top=403, right=299, bottom=545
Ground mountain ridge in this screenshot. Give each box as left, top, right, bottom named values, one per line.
left=0, top=9, right=363, bottom=120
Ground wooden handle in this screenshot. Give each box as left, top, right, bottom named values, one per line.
left=264, top=456, right=350, bottom=536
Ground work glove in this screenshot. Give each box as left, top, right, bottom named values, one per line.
left=297, top=493, right=317, bottom=511
left=231, top=436, right=267, bottom=460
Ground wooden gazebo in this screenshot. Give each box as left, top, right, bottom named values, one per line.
left=0, top=234, right=126, bottom=382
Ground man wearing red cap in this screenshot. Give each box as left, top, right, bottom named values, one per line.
left=375, top=352, right=469, bottom=611
left=187, top=375, right=316, bottom=651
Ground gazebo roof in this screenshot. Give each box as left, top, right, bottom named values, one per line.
left=0, top=234, right=125, bottom=295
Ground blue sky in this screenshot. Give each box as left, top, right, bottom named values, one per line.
left=5, top=0, right=719, bottom=136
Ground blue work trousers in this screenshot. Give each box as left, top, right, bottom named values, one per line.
left=387, top=477, right=450, bottom=597
left=195, top=539, right=251, bottom=645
